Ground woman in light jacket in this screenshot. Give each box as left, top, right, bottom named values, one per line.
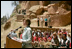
left=19, top=19, right=32, bottom=48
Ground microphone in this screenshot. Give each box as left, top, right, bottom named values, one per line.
left=19, top=26, right=22, bottom=28
left=14, top=26, right=22, bottom=31
left=17, top=26, right=22, bottom=29
left=7, top=26, right=22, bottom=39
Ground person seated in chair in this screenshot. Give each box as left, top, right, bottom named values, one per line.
left=50, top=32, right=59, bottom=48
left=43, top=34, right=47, bottom=42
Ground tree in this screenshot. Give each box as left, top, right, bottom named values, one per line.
left=1, top=15, right=8, bottom=25
left=11, top=1, right=21, bottom=13
left=6, top=13, right=10, bottom=20
left=3, top=15, right=7, bottom=23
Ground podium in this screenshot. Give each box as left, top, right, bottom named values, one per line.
left=6, top=37, right=22, bottom=48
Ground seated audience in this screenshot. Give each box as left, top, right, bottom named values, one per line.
left=50, top=32, right=59, bottom=48
left=38, top=33, right=43, bottom=42
left=61, top=33, right=70, bottom=48
left=43, top=34, right=47, bottom=42
left=20, top=29, right=24, bottom=39
left=47, top=35, right=52, bottom=42
left=58, top=32, right=64, bottom=47
left=62, top=29, right=67, bottom=36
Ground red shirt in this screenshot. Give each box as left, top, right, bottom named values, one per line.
left=69, top=42, right=71, bottom=48
left=63, top=32, right=67, bottom=36
left=32, top=36, right=34, bottom=42
left=34, top=36, right=38, bottom=41
left=32, top=33, right=34, bottom=42
left=48, top=37, right=52, bottom=41
left=20, top=34, right=22, bottom=39
left=43, top=37, right=47, bottom=42
left=38, top=37, right=43, bottom=42
left=32, top=32, right=34, bottom=35
left=46, top=33, right=48, bottom=35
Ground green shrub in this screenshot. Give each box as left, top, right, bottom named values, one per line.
left=10, top=13, right=16, bottom=17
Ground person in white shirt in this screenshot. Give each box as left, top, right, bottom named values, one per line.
left=40, top=17, right=43, bottom=27
left=50, top=32, right=59, bottom=48
left=47, top=15, right=51, bottom=26
left=67, top=33, right=71, bottom=42
left=58, top=33, right=64, bottom=47
left=11, top=31, right=18, bottom=38
left=19, top=19, right=32, bottom=48
left=7, top=30, right=17, bottom=39
left=41, top=31, right=44, bottom=36
left=61, top=33, right=70, bottom=48
left=33, top=30, right=37, bottom=37
left=32, top=29, right=35, bottom=37
left=8, top=30, right=13, bottom=35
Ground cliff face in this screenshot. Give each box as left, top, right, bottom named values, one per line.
left=19, top=1, right=71, bottom=9
left=19, top=1, right=51, bottom=9
left=17, top=1, right=71, bottom=27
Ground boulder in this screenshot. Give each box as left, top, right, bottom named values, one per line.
left=56, top=7, right=67, bottom=15
left=60, top=4, right=71, bottom=10
left=51, top=11, right=71, bottom=26
left=29, top=5, right=44, bottom=15
left=47, top=3, right=59, bottom=14
left=43, top=12, right=48, bottom=15
left=43, top=6, right=48, bottom=11
left=48, top=6, right=57, bottom=14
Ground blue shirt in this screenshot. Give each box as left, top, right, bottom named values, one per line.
left=44, top=18, right=47, bottom=21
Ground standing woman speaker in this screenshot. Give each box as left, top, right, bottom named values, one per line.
left=19, top=19, right=32, bottom=48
